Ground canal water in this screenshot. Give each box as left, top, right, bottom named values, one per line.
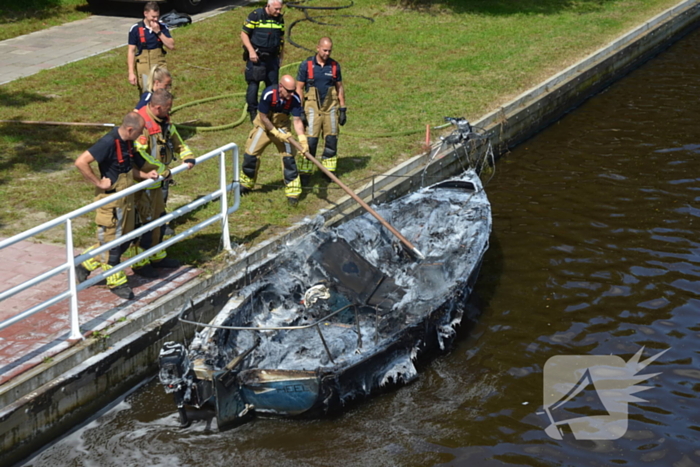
left=23, top=27, right=700, bottom=467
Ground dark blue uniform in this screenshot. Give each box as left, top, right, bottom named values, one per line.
left=89, top=127, right=146, bottom=186
left=296, top=57, right=343, bottom=103
left=128, top=21, right=172, bottom=52
left=242, top=8, right=285, bottom=117
left=258, top=85, right=302, bottom=118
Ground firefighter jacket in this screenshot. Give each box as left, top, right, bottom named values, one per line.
left=134, top=106, right=192, bottom=189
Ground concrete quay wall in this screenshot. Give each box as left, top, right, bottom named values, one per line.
left=2, top=1, right=699, bottom=464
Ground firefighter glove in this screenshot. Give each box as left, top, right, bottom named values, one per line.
left=339, top=107, right=347, bottom=126
left=271, top=128, right=292, bottom=142
left=184, top=158, right=196, bottom=166
left=298, top=134, right=309, bottom=154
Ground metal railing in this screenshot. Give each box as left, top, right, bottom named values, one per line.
left=0, top=143, right=240, bottom=340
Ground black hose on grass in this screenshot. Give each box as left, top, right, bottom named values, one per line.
left=172, top=3, right=446, bottom=137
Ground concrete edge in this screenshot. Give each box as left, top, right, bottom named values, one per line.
left=1, top=0, right=699, bottom=463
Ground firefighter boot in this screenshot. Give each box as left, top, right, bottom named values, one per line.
left=240, top=153, right=260, bottom=194
left=102, top=264, right=134, bottom=300
left=111, top=284, right=135, bottom=300
left=321, top=135, right=338, bottom=182
left=124, top=244, right=158, bottom=278
left=75, top=246, right=102, bottom=283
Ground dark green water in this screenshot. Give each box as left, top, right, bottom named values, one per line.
left=23, top=27, right=700, bottom=467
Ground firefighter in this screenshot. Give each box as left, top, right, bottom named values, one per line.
left=128, top=89, right=195, bottom=277
left=74, top=112, right=160, bottom=300
left=127, top=1, right=175, bottom=95
left=295, top=37, right=347, bottom=186
left=239, top=74, right=306, bottom=207
left=241, top=0, right=285, bottom=123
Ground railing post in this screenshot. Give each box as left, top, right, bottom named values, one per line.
left=220, top=150, right=232, bottom=252
left=65, top=219, right=83, bottom=340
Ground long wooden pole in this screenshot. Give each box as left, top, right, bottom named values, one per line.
left=288, top=138, right=425, bottom=260
left=0, top=120, right=116, bottom=127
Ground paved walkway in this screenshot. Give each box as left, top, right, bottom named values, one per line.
left=0, top=238, right=202, bottom=385
left=0, top=0, right=245, bottom=85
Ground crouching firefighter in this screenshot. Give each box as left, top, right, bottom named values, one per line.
left=74, top=112, right=160, bottom=300
left=295, top=37, right=347, bottom=186
left=126, top=89, right=195, bottom=277
left=240, top=74, right=306, bottom=207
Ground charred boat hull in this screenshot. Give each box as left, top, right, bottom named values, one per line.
left=159, top=169, right=492, bottom=429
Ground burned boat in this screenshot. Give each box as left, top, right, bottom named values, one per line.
left=159, top=169, right=491, bottom=428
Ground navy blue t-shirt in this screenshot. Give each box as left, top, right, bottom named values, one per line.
left=258, top=85, right=302, bottom=117
left=128, top=21, right=171, bottom=51
left=135, top=91, right=152, bottom=110
left=88, top=128, right=146, bottom=185
left=296, top=57, right=342, bottom=103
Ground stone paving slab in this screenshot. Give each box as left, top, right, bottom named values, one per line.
left=0, top=238, right=202, bottom=386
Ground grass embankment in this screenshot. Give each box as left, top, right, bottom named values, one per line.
left=0, top=0, right=91, bottom=41
left=0, top=0, right=682, bottom=266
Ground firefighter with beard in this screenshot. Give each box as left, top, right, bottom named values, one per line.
left=127, top=89, right=195, bottom=277
left=295, top=37, right=346, bottom=186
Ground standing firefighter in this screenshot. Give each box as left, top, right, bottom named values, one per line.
left=296, top=37, right=346, bottom=185
left=127, top=2, right=175, bottom=94
left=241, top=0, right=285, bottom=123
left=240, top=74, right=306, bottom=207
left=129, top=89, right=195, bottom=276
left=74, top=112, right=159, bottom=300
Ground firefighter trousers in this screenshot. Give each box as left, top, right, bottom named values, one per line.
left=135, top=48, right=166, bottom=94
left=299, top=91, right=339, bottom=174
left=240, top=114, right=302, bottom=199
left=134, top=185, right=168, bottom=264
left=81, top=173, right=134, bottom=289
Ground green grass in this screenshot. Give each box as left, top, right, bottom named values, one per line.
left=0, top=0, right=682, bottom=266
left=0, top=0, right=91, bottom=41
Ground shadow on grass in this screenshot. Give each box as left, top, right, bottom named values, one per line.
left=305, top=155, right=371, bottom=203
left=0, top=0, right=89, bottom=23
left=391, top=0, right=622, bottom=15
left=1, top=0, right=64, bottom=15
left=167, top=222, right=271, bottom=266
left=0, top=122, right=90, bottom=182
left=0, top=88, right=51, bottom=108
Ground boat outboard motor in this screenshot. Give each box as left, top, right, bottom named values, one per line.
left=441, top=117, right=473, bottom=146
left=159, top=342, right=191, bottom=428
